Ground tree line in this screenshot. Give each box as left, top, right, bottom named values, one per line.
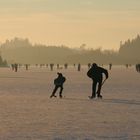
left=0, top=35, right=140, bottom=65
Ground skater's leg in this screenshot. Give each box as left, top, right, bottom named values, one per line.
left=50, top=86, right=58, bottom=98
left=97, top=81, right=102, bottom=98
left=91, top=81, right=97, bottom=98
left=59, top=86, right=63, bottom=98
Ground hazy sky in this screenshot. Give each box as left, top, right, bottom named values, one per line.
left=0, top=0, right=140, bottom=50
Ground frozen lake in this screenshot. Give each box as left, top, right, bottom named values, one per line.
left=0, top=65, right=140, bottom=140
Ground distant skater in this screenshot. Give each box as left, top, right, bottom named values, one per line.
left=78, top=63, right=81, bottom=71
left=109, top=63, right=112, bottom=70
left=25, top=64, right=29, bottom=70
left=14, top=63, right=18, bottom=72
left=50, top=73, right=66, bottom=98
left=11, top=64, right=15, bottom=71
left=87, top=63, right=108, bottom=99
left=136, top=64, right=140, bottom=73
left=50, top=63, right=54, bottom=71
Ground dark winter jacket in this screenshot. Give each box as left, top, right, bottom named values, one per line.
left=87, top=65, right=108, bottom=82
left=54, top=74, right=66, bottom=86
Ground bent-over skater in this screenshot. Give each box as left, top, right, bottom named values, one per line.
left=87, top=63, right=108, bottom=99
left=50, top=73, right=66, bottom=98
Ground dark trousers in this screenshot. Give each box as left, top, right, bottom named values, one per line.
left=52, top=85, right=63, bottom=97
left=92, top=80, right=102, bottom=97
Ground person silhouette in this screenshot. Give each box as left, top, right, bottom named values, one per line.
left=50, top=73, right=66, bottom=98
left=14, top=63, right=18, bottom=72
left=78, top=63, right=81, bottom=71
left=87, top=63, right=108, bottom=99
left=109, top=63, right=112, bottom=70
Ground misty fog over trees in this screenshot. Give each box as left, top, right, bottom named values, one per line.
left=0, top=35, right=140, bottom=65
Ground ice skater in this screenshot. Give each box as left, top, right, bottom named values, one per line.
left=50, top=73, right=66, bottom=98
left=87, top=63, right=108, bottom=99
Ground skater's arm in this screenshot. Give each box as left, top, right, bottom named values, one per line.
left=100, top=67, right=108, bottom=79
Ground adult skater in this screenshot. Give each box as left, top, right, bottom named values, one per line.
left=50, top=73, right=66, bottom=98
left=87, top=63, right=108, bottom=99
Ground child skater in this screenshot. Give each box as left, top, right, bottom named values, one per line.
left=50, top=73, right=66, bottom=98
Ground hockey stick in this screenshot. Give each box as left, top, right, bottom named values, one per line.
left=101, top=79, right=107, bottom=86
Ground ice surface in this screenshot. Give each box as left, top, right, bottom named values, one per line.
left=0, top=66, right=139, bottom=140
